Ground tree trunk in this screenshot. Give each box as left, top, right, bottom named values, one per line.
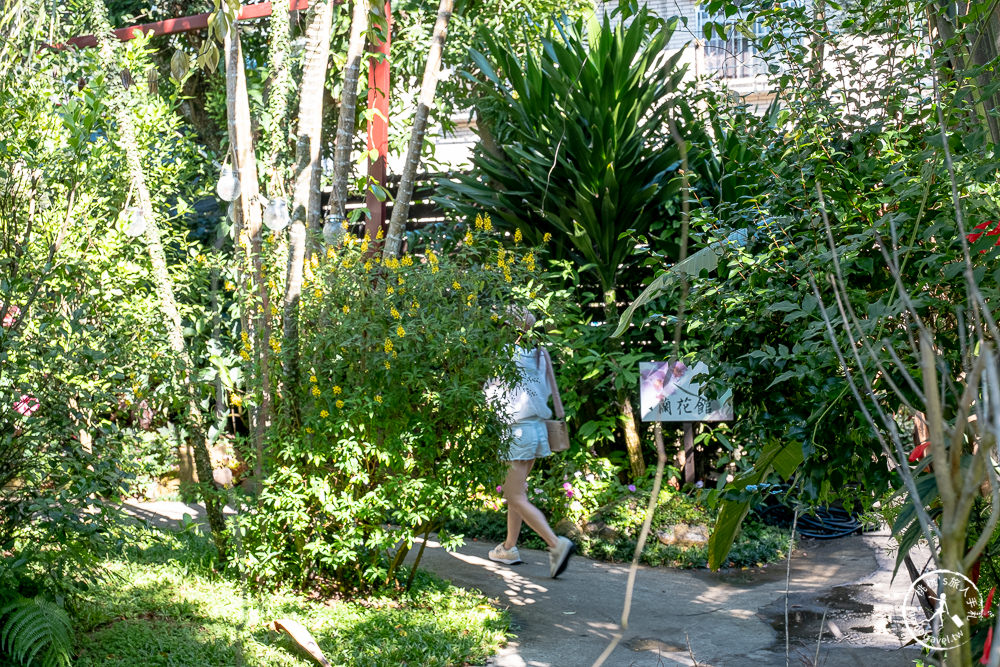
left=225, top=30, right=274, bottom=482
left=284, top=0, right=335, bottom=404
left=381, top=0, right=453, bottom=260
left=91, top=6, right=228, bottom=560
left=603, top=289, right=646, bottom=479
left=263, top=0, right=293, bottom=197
left=328, top=0, right=369, bottom=237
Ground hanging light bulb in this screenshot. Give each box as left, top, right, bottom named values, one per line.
left=263, top=198, right=290, bottom=231
left=216, top=164, right=241, bottom=202
left=124, top=206, right=146, bottom=237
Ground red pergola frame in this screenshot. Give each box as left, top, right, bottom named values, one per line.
left=69, top=0, right=391, bottom=231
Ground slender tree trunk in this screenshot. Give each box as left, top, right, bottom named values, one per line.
left=91, top=0, right=228, bottom=559
left=284, top=0, right=335, bottom=404
left=381, top=0, right=453, bottom=260
left=225, top=30, right=274, bottom=482
left=328, top=0, right=369, bottom=237
left=603, top=289, right=645, bottom=479
left=264, top=0, right=293, bottom=197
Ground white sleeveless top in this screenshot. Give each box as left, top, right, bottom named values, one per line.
left=487, top=345, right=553, bottom=423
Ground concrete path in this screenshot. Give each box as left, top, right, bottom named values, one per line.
left=124, top=502, right=922, bottom=667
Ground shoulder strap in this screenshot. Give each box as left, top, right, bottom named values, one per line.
left=541, top=347, right=564, bottom=419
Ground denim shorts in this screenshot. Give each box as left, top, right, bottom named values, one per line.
left=503, top=419, right=551, bottom=461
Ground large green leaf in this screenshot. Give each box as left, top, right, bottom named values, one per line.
left=707, top=439, right=804, bottom=571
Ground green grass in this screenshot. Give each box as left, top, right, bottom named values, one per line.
left=448, top=488, right=792, bottom=569
left=70, top=525, right=509, bottom=667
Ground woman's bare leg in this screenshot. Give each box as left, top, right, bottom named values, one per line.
left=503, top=459, right=557, bottom=549
left=503, top=459, right=534, bottom=549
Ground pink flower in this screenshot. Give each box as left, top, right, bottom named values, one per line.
left=566, top=490, right=574, bottom=498
left=13, top=394, right=39, bottom=417
left=562, top=482, right=572, bottom=490
left=2, top=305, right=20, bottom=328
left=627, top=484, right=636, bottom=492
left=496, top=485, right=503, bottom=493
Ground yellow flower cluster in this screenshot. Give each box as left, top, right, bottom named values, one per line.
left=306, top=427, right=314, bottom=434
left=391, top=307, right=401, bottom=320
left=384, top=338, right=394, bottom=354
left=269, top=336, right=281, bottom=353
left=452, top=280, right=461, bottom=290
left=543, top=232, right=552, bottom=242
left=310, top=375, right=318, bottom=383
left=231, top=395, right=243, bottom=407
left=376, top=227, right=385, bottom=240
left=312, top=385, right=321, bottom=397
left=343, top=305, right=350, bottom=314
left=522, top=251, right=535, bottom=272
left=396, top=325, right=405, bottom=337
left=401, top=255, right=413, bottom=267
left=474, top=213, right=493, bottom=232
left=271, top=305, right=279, bottom=317
left=466, top=293, right=476, bottom=307
left=333, top=386, right=342, bottom=395
left=514, top=228, right=522, bottom=243
left=387, top=286, right=395, bottom=295
left=313, top=288, right=322, bottom=299
left=386, top=257, right=400, bottom=270
left=374, top=395, right=383, bottom=404
left=224, top=280, right=235, bottom=291
left=364, top=260, right=373, bottom=272
left=491, top=313, right=499, bottom=322
left=320, top=410, right=329, bottom=418
left=397, top=276, right=404, bottom=286
left=327, top=246, right=336, bottom=259
left=427, top=249, right=439, bottom=274
left=384, top=360, right=391, bottom=369
left=310, top=255, right=319, bottom=269
left=336, top=399, right=345, bottom=408
left=463, top=230, right=474, bottom=245
left=241, top=330, right=253, bottom=360
left=360, top=236, right=370, bottom=253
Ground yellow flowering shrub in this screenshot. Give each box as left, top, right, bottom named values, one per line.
left=246, top=219, right=543, bottom=593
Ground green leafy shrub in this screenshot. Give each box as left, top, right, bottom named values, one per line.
left=241, top=219, right=542, bottom=594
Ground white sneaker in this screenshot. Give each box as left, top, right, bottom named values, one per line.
left=488, top=543, right=523, bottom=565
left=549, top=536, right=575, bottom=578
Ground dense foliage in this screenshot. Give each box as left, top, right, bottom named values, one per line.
left=241, top=219, right=542, bottom=593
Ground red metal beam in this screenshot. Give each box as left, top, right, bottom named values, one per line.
left=66, top=0, right=310, bottom=49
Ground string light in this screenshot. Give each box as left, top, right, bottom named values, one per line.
left=263, top=197, right=289, bottom=231
left=123, top=206, right=146, bottom=237
left=216, top=164, right=241, bottom=201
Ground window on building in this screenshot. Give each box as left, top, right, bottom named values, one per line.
left=696, top=8, right=770, bottom=80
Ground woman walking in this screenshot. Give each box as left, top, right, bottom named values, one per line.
left=486, top=309, right=574, bottom=578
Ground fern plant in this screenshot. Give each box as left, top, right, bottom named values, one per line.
left=0, top=595, right=72, bottom=667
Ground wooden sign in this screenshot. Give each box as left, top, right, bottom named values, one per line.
left=639, top=361, right=734, bottom=423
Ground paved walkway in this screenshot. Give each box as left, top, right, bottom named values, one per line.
left=126, top=501, right=922, bottom=667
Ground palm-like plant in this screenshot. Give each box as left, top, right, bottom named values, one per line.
left=440, top=7, right=689, bottom=306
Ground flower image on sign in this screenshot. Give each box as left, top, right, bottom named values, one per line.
left=639, top=361, right=733, bottom=422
